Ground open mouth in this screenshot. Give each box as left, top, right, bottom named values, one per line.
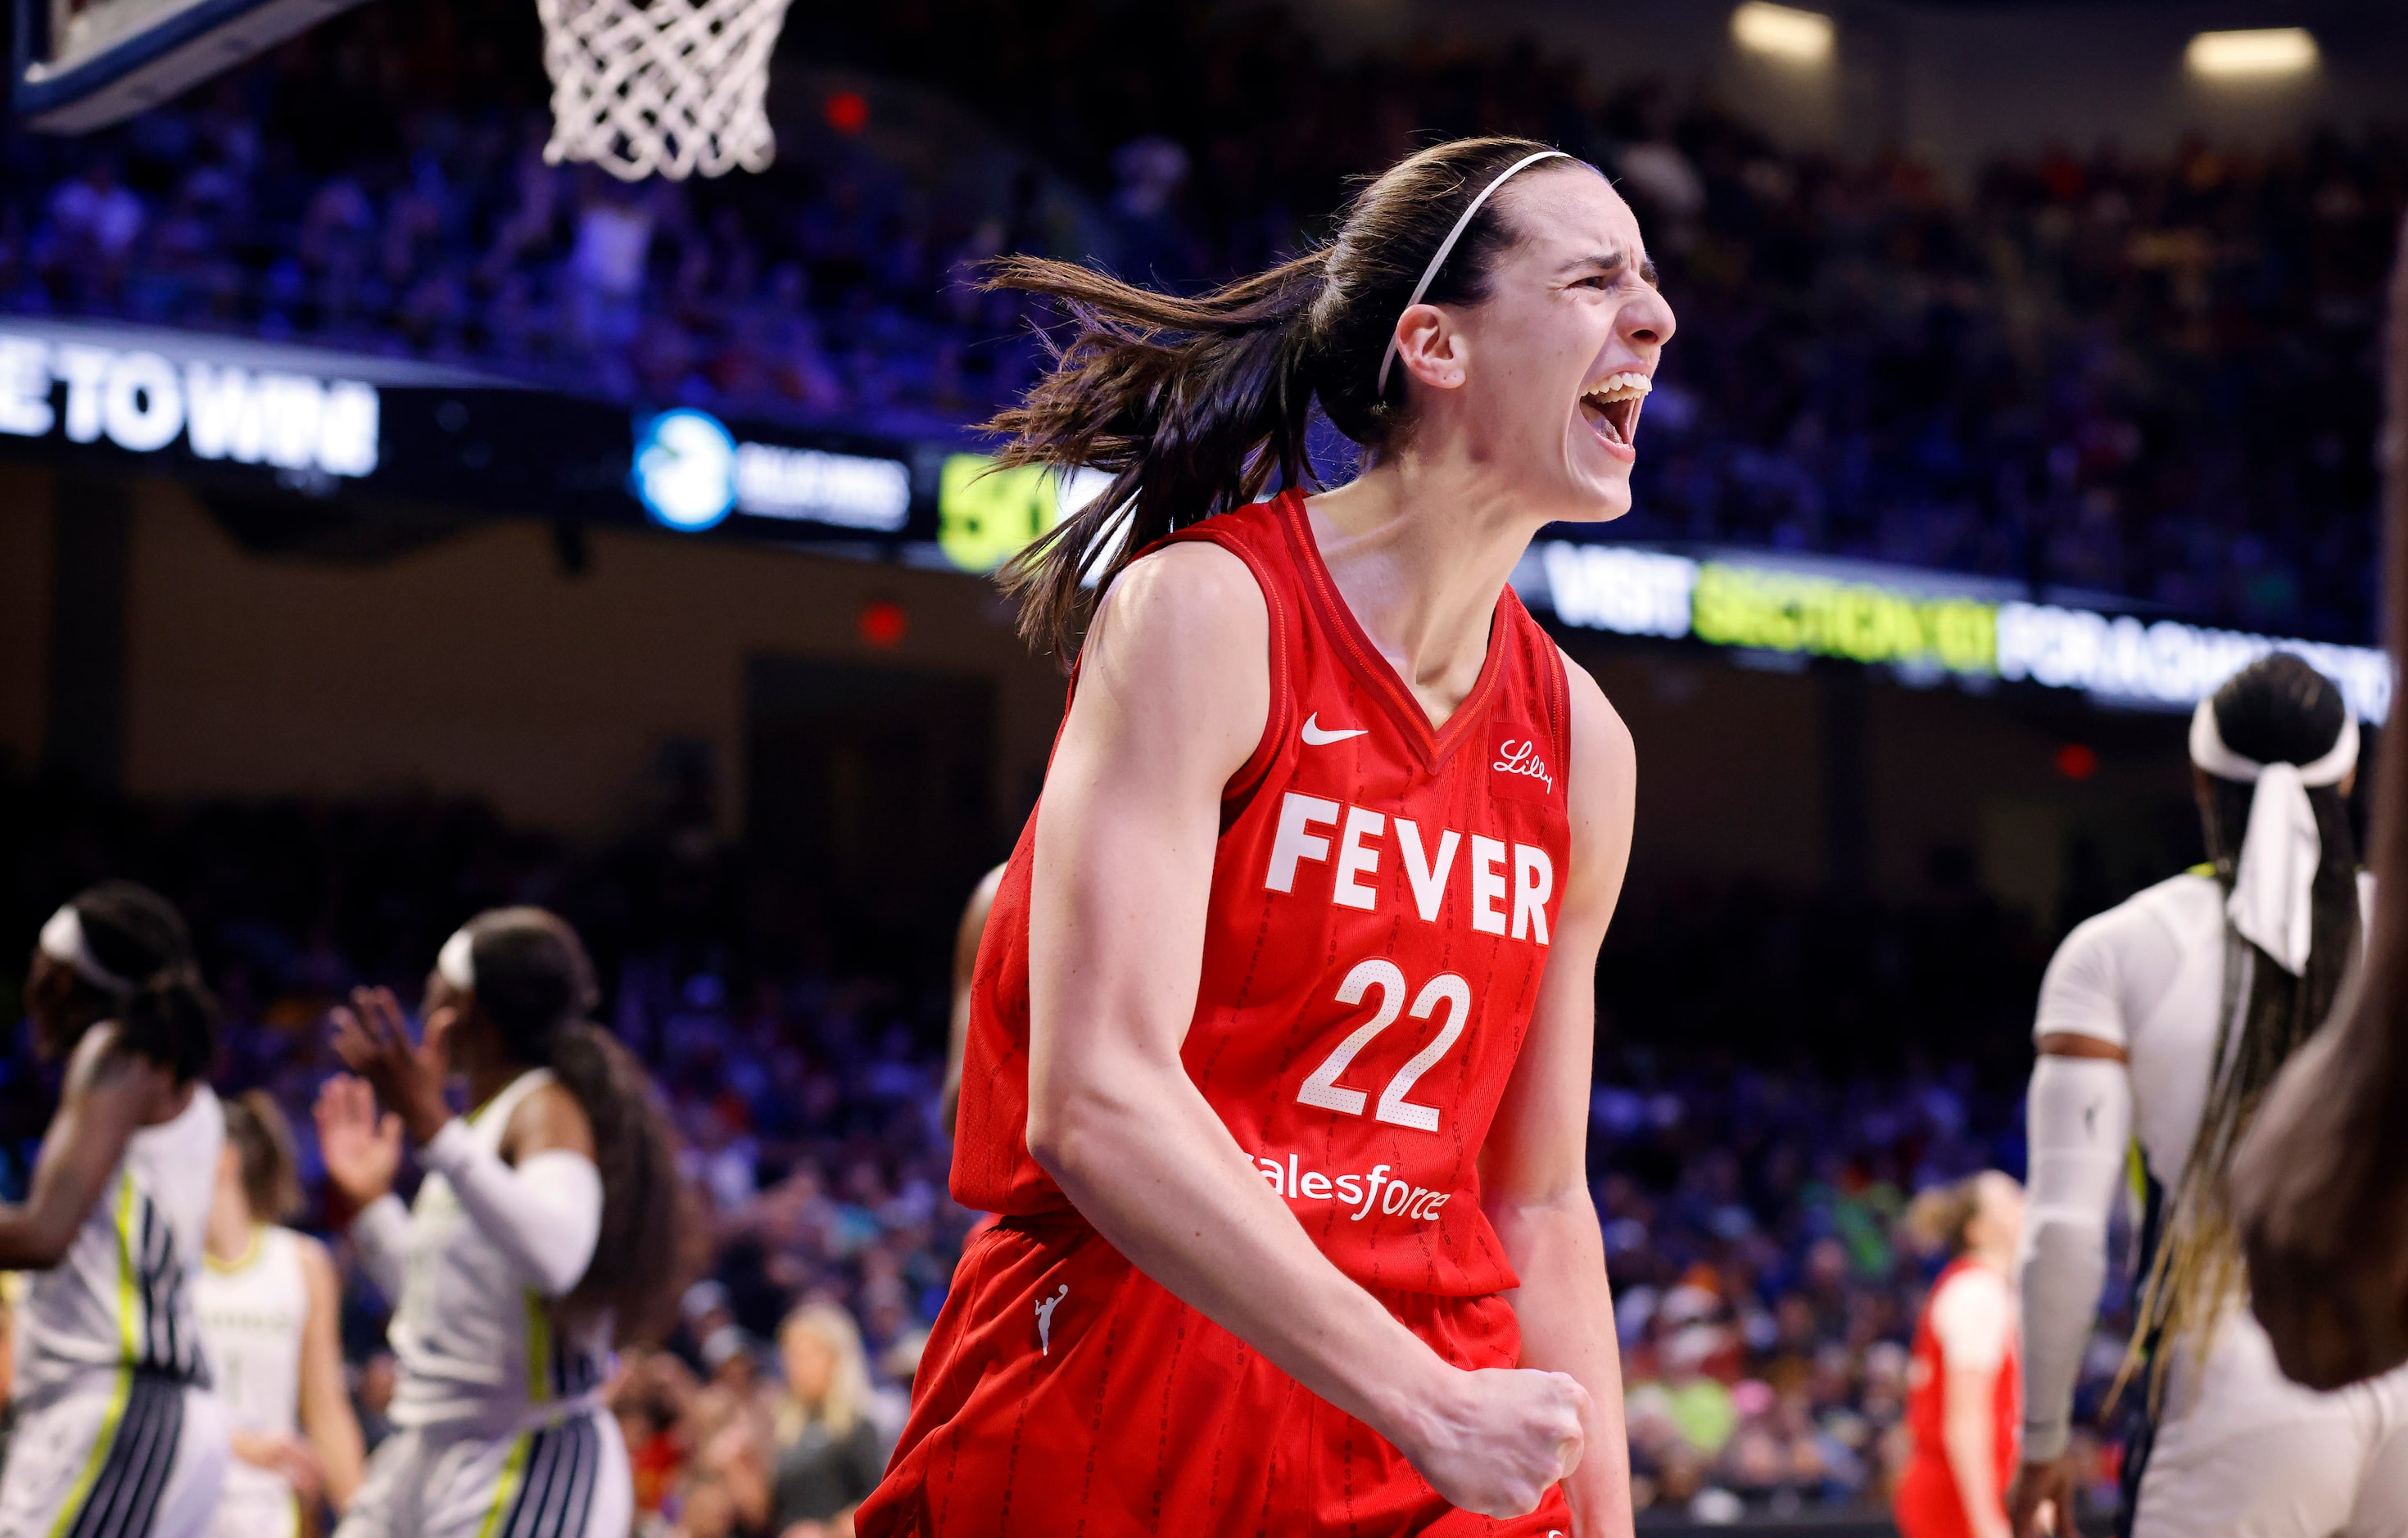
left=1579, top=371, right=1650, bottom=455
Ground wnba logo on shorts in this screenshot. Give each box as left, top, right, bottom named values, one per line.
left=1035, top=1284, right=1068, bottom=1355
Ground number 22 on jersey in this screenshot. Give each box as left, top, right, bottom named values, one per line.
left=1296, top=958, right=1471, bottom=1133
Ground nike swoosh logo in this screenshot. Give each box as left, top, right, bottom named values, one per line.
left=1301, top=713, right=1369, bottom=745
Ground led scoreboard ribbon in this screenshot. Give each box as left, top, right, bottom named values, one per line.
left=921, top=450, right=2392, bottom=722
left=1, top=318, right=2381, bottom=726
left=1536, top=539, right=2391, bottom=722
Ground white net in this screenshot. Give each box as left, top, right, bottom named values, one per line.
left=536, top=0, right=795, bottom=182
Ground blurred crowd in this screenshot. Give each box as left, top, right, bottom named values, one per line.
left=0, top=3, right=1052, bottom=437
left=0, top=763, right=2143, bottom=1524
left=0, top=0, right=2398, bottom=641
left=1590, top=1061, right=2128, bottom=1519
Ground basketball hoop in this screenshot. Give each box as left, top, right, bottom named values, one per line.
left=536, top=0, right=795, bottom=182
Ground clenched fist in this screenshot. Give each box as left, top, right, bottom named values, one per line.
left=1400, top=1366, right=1588, bottom=1518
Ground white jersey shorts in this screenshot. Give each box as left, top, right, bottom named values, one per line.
left=0, top=1376, right=227, bottom=1538
left=2134, top=1309, right=2408, bottom=1538
left=206, top=1481, right=297, bottom=1538
left=334, top=1407, right=627, bottom=1538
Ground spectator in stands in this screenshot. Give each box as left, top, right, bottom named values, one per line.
left=770, top=1301, right=890, bottom=1535
left=47, top=156, right=143, bottom=266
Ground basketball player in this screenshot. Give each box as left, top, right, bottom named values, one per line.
left=943, top=868, right=1007, bottom=1255
left=939, top=866, right=1004, bottom=1141
left=2011, top=654, right=2408, bottom=1538
left=314, top=907, right=689, bottom=1538
left=197, top=1091, right=364, bottom=1537
left=2229, top=216, right=2408, bottom=1391
left=860, top=134, right=1667, bottom=1536
left=1, top=882, right=228, bottom=1538
left=1895, top=1174, right=2025, bottom=1538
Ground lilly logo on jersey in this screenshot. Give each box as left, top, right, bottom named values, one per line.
left=1492, top=739, right=1555, bottom=794
left=1254, top=1151, right=1453, bottom=1224
left=1265, top=793, right=1553, bottom=945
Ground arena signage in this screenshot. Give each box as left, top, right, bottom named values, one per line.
left=1535, top=540, right=2391, bottom=722
left=0, top=316, right=2379, bottom=717
left=1540, top=544, right=1998, bottom=676
left=0, top=325, right=379, bottom=478
left=935, top=454, right=1112, bottom=573
left=734, top=441, right=912, bottom=531
left=1992, top=602, right=2392, bottom=725
left=0, top=319, right=933, bottom=542
left=1691, top=561, right=1995, bottom=675
left=629, top=408, right=912, bottom=534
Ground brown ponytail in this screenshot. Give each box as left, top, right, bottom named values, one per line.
left=985, top=137, right=1592, bottom=657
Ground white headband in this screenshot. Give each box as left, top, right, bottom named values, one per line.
left=1374, top=149, right=1571, bottom=397
left=38, top=905, right=134, bottom=997
left=2189, top=697, right=2360, bottom=975
left=436, top=927, right=477, bottom=992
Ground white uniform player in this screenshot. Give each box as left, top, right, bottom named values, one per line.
left=336, top=1068, right=627, bottom=1538
left=196, top=1226, right=308, bottom=1538
left=0, top=1088, right=229, bottom=1538
left=2021, top=866, right=2408, bottom=1536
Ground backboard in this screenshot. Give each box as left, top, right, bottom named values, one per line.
left=13, top=0, right=373, bottom=131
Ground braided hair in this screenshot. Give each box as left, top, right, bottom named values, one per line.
left=2121, top=654, right=2361, bottom=1408
left=47, top=880, right=218, bottom=1083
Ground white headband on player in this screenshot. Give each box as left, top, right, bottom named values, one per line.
left=38, top=905, right=134, bottom=997
left=437, top=927, right=478, bottom=992
left=2189, top=696, right=2359, bottom=976
left=1374, top=149, right=1571, bottom=398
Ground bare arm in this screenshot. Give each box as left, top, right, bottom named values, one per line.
left=942, top=865, right=1005, bottom=1140
left=2035, top=1034, right=2125, bottom=1062
left=1025, top=544, right=1582, bottom=1518
left=1480, top=660, right=1635, bottom=1538
left=1944, top=1359, right=2012, bottom=1538
left=0, top=1029, right=165, bottom=1269
left=296, top=1236, right=365, bottom=1510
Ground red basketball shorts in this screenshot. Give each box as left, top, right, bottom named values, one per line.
left=856, top=1212, right=1573, bottom=1538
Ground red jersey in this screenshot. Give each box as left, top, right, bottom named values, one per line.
left=1897, top=1257, right=2021, bottom=1538
left=953, top=489, right=1572, bottom=1298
